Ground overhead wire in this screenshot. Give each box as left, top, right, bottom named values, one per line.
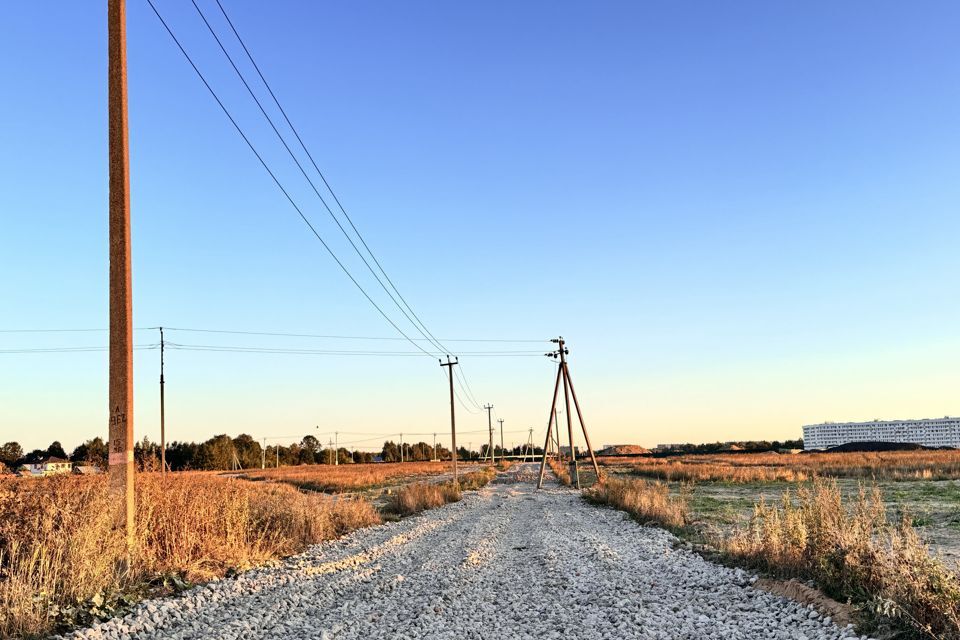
left=144, top=0, right=436, bottom=360
left=198, top=2, right=495, bottom=412
left=163, top=342, right=542, bottom=356
left=212, top=0, right=452, bottom=357
left=189, top=0, right=447, bottom=358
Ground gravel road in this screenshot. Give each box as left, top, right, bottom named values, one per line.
left=62, top=464, right=865, bottom=640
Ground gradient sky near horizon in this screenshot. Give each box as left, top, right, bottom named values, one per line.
left=2, top=1, right=959, bottom=454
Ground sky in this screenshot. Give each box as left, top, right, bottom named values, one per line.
left=2, top=1, right=959, bottom=454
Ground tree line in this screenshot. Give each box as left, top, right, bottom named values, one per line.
left=0, top=436, right=545, bottom=472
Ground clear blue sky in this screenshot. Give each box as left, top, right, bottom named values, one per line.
left=2, top=1, right=959, bottom=454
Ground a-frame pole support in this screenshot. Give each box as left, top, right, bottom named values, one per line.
left=539, top=337, right=602, bottom=489
left=563, top=361, right=601, bottom=481
left=536, top=363, right=564, bottom=489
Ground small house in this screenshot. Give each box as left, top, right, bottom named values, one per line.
left=22, top=456, right=73, bottom=477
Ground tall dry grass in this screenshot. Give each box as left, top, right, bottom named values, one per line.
left=547, top=458, right=572, bottom=486
left=0, top=473, right=379, bottom=638
left=629, top=450, right=960, bottom=483
left=386, top=467, right=496, bottom=515
left=585, top=477, right=691, bottom=531
left=720, top=479, right=960, bottom=639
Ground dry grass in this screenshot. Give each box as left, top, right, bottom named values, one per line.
left=387, top=482, right=461, bottom=515
left=585, top=477, right=691, bottom=531
left=628, top=450, right=960, bottom=483
left=548, top=458, right=572, bottom=486
left=244, top=461, right=461, bottom=493
left=386, top=467, right=496, bottom=515
left=719, top=479, right=960, bottom=639
left=0, top=473, right=379, bottom=638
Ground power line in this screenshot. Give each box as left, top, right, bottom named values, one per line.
left=189, top=0, right=447, bottom=357
left=0, top=345, right=159, bottom=354
left=0, top=326, right=546, bottom=342
left=144, top=0, right=436, bottom=360
left=163, top=342, right=542, bottom=356
left=162, top=327, right=544, bottom=343
left=195, top=0, right=492, bottom=415
left=211, top=0, right=452, bottom=357
left=203, top=1, right=495, bottom=412
left=0, top=327, right=160, bottom=333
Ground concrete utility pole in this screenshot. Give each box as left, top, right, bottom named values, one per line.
left=439, top=356, right=459, bottom=483
left=484, top=404, right=494, bottom=463
left=334, top=432, right=339, bottom=466
left=399, top=433, right=403, bottom=463
left=108, top=0, right=135, bottom=548
left=498, top=418, right=504, bottom=462
left=328, top=438, right=334, bottom=465
left=261, top=438, right=266, bottom=469
left=432, top=433, right=437, bottom=461
left=159, top=327, right=165, bottom=474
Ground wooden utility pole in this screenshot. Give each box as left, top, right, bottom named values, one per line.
left=484, top=404, right=494, bottom=463
left=537, top=338, right=601, bottom=490
left=557, top=342, right=579, bottom=488
left=498, top=418, right=504, bottom=462
left=537, top=363, right=564, bottom=489
left=159, top=327, right=165, bottom=474
left=439, top=356, right=459, bottom=483
left=108, top=0, right=135, bottom=546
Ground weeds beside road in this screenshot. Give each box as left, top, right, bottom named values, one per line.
left=0, top=472, right=377, bottom=638
left=589, top=468, right=960, bottom=639
left=386, top=467, right=497, bottom=515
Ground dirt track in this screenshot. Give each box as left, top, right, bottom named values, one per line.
left=62, top=464, right=859, bottom=640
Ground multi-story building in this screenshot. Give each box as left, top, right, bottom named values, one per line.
left=802, top=417, right=960, bottom=450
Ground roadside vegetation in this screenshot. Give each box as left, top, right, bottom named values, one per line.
left=0, top=473, right=379, bottom=638
left=0, top=461, right=500, bottom=638
left=386, top=467, right=498, bottom=515
left=720, top=480, right=960, bottom=639
left=547, top=458, right=571, bottom=486
left=585, top=477, right=691, bottom=531
left=595, top=454, right=960, bottom=639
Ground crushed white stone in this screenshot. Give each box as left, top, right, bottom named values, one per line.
left=59, top=464, right=870, bottom=640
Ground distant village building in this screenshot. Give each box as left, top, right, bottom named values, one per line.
left=72, top=465, right=103, bottom=475
left=803, top=417, right=960, bottom=450
left=654, top=444, right=686, bottom=452
left=21, top=456, right=73, bottom=477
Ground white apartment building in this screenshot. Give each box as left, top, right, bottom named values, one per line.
left=803, top=417, right=960, bottom=450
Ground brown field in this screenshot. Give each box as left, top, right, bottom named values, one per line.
left=241, top=461, right=470, bottom=493
left=625, top=449, right=960, bottom=483
left=0, top=472, right=379, bottom=638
